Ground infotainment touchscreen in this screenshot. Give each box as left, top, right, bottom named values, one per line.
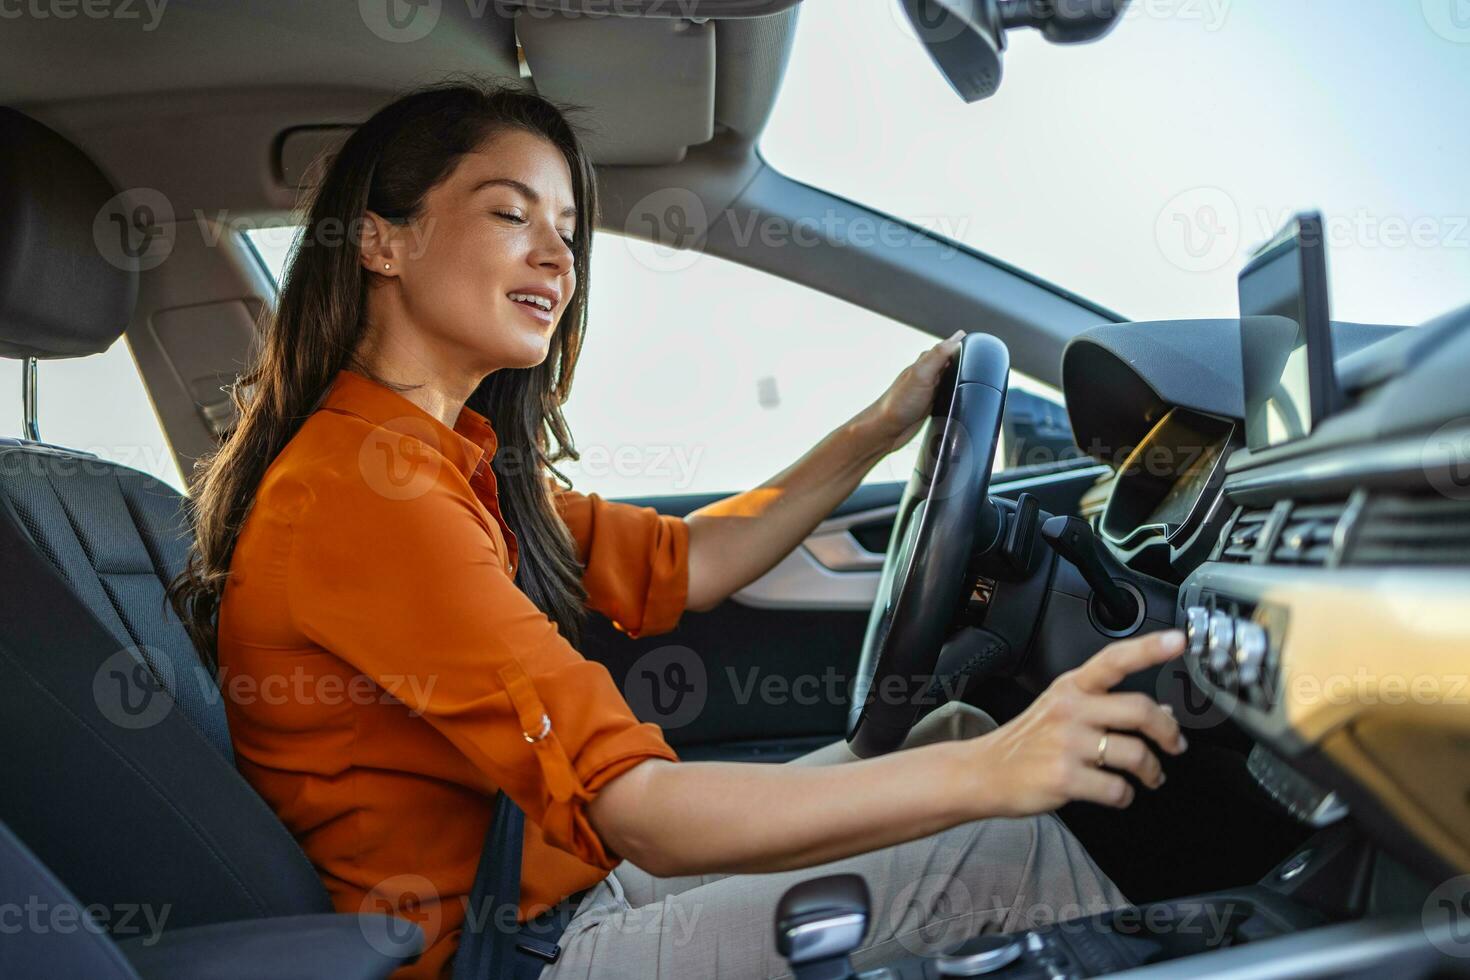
left=1238, top=212, right=1341, bottom=451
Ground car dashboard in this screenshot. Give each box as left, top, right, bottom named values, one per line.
left=1061, top=304, right=1470, bottom=884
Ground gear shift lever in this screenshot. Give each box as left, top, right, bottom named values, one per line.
left=775, top=874, right=871, bottom=980
left=1040, top=515, right=1140, bottom=632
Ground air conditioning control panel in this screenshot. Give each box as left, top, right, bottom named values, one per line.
left=1181, top=595, right=1285, bottom=711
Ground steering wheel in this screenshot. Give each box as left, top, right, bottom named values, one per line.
left=845, top=332, right=1010, bottom=758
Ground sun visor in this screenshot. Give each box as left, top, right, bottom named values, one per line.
left=516, top=13, right=717, bottom=165
left=509, top=0, right=798, bottom=14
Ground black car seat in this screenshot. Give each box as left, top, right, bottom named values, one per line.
left=0, top=815, right=419, bottom=980
left=0, top=106, right=421, bottom=974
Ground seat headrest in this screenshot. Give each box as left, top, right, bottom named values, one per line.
left=0, top=108, right=138, bottom=360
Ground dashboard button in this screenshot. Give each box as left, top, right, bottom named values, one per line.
left=1206, top=611, right=1236, bottom=687
left=1235, top=621, right=1268, bottom=689
left=1185, top=606, right=1209, bottom=660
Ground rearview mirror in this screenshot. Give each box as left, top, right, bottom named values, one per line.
left=902, top=0, right=1130, bottom=103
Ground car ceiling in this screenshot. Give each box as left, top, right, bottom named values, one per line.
left=3, top=0, right=1115, bottom=399
left=3, top=0, right=800, bottom=214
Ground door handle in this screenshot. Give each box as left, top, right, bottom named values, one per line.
left=803, top=529, right=886, bottom=573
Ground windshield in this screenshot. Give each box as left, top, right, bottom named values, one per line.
left=761, top=1, right=1470, bottom=326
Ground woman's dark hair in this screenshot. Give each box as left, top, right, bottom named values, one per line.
left=168, top=81, right=595, bottom=671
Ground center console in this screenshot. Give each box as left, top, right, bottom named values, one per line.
left=771, top=821, right=1433, bottom=980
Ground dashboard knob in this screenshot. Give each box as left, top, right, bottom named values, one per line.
left=1235, top=620, right=1268, bottom=688
left=1184, top=606, right=1209, bottom=659
left=934, top=934, right=1026, bottom=975
left=1207, top=610, right=1236, bottom=687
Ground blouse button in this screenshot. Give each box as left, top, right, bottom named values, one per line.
left=523, top=713, right=551, bottom=743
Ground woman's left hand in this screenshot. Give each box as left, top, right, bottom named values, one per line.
left=863, top=330, right=965, bottom=453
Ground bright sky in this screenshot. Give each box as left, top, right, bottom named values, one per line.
left=761, top=0, right=1470, bottom=326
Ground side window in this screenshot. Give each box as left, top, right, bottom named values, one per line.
left=244, top=226, right=300, bottom=286
left=0, top=339, right=188, bottom=494
left=242, top=227, right=1070, bottom=499
left=561, top=234, right=1066, bottom=498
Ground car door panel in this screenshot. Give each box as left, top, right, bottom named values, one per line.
left=579, top=458, right=1110, bottom=761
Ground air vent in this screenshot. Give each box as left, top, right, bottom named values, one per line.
left=1344, top=492, right=1470, bottom=566
left=1271, top=501, right=1349, bottom=567
left=1220, top=507, right=1271, bottom=562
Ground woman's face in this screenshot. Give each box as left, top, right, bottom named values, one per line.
left=386, top=129, right=579, bottom=374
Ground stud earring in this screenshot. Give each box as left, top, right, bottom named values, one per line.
left=384, top=263, right=392, bottom=271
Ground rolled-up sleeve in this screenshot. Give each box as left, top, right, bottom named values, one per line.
left=282, top=464, right=678, bottom=870
left=553, top=487, right=689, bottom=638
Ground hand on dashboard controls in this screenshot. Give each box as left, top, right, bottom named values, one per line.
left=966, top=629, right=1188, bottom=816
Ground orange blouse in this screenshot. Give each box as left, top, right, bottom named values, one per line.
left=217, top=368, right=687, bottom=979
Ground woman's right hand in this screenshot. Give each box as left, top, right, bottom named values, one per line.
left=968, top=629, right=1188, bottom=818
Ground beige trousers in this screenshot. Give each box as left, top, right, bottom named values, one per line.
left=540, top=701, right=1128, bottom=980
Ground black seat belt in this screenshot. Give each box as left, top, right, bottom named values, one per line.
left=453, top=794, right=583, bottom=980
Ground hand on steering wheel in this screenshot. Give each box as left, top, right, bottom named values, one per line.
left=966, top=629, right=1189, bottom=816
left=847, top=332, right=1012, bottom=757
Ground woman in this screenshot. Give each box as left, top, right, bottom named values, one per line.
left=169, top=83, right=1186, bottom=979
